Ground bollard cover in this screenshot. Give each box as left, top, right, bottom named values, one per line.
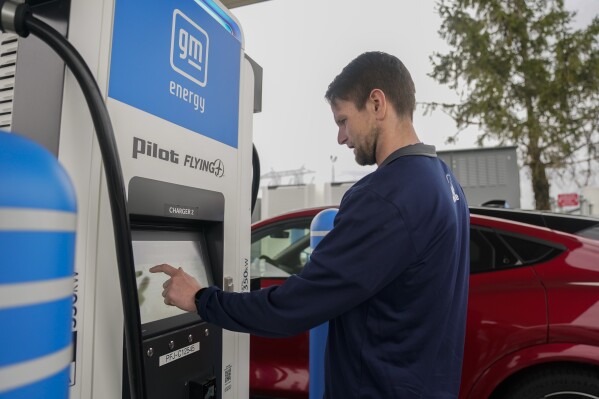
left=310, top=208, right=338, bottom=249
left=0, top=131, right=76, bottom=211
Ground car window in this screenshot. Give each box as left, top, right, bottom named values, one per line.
left=480, top=230, right=521, bottom=268
left=469, top=226, right=563, bottom=273
left=470, top=228, right=494, bottom=273
left=470, top=227, right=524, bottom=272
left=252, top=217, right=566, bottom=278
left=251, top=222, right=312, bottom=277
left=498, top=233, right=561, bottom=264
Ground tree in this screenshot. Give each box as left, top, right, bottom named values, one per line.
left=428, top=0, right=599, bottom=210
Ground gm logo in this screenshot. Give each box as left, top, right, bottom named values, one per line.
left=170, top=9, right=209, bottom=87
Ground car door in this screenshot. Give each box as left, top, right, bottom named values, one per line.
left=249, top=217, right=312, bottom=398
left=461, top=223, right=548, bottom=398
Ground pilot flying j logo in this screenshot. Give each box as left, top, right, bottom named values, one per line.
left=132, top=137, right=224, bottom=178
left=170, top=9, right=209, bottom=87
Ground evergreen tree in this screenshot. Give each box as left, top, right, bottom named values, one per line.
left=429, top=0, right=598, bottom=209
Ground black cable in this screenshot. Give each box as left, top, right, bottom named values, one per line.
left=251, top=144, right=260, bottom=213
left=23, top=15, right=146, bottom=399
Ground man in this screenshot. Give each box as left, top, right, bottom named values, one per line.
left=151, top=51, right=470, bottom=398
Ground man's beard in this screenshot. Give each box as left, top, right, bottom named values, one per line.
left=354, top=125, right=380, bottom=166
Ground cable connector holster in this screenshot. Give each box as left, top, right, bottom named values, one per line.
left=0, top=0, right=31, bottom=37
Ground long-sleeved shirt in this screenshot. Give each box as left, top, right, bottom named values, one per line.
left=196, top=143, right=470, bottom=398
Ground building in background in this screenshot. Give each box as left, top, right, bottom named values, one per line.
left=581, top=187, right=599, bottom=216
left=259, top=184, right=317, bottom=219
left=438, top=146, right=520, bottom=209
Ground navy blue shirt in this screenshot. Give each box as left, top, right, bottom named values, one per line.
left=196, top=143, right=470, bottom=398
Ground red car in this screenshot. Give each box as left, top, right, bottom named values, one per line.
left=249, top=207, right=599, bottom=399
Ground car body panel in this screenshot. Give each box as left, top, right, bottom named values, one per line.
left=461, top=266, right=547, bottom=397
left=249, top=278, right=309, bottom=398
left=535, top=238, right=599, bottom=344
left=466, top=343, right=599, bottom=399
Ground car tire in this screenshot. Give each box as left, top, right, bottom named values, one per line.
left=497, top=365, right=599, bottom=399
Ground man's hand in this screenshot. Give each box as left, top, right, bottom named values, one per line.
left=149, top=264, right=201, bottom=313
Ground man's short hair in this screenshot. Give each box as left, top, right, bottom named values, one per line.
left=325, top=51, right=416, bottom=120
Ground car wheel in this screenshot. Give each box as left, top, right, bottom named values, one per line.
left=497, top=365, right=599, bottom=399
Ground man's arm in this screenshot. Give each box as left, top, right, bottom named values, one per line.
left=151, top=188, right=417, bottom=337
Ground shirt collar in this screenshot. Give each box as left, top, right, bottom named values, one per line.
left=379, top=143, right=437, bottom=168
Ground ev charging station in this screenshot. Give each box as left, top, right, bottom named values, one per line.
left=2, top=0, right=259, bottom=397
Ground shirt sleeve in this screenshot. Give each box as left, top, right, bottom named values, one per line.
left=196, top=187, right=418, bottom=337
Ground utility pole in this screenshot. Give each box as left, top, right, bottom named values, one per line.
left=330, top=155, right=337, bottom=183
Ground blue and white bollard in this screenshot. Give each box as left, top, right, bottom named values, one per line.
left=0, top=132, right=77, bottom=398
left=309, top=208, right=337, bottom=399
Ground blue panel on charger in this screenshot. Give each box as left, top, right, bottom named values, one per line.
left=109, top=0, right=242, bottom=148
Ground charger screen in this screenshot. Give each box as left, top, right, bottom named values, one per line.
left=132, top=235, right=212, bottom=325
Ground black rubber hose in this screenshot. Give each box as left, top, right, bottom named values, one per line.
left=251, top=144, right=260, bottom=213
left=24, top=15, right=145, bottom=399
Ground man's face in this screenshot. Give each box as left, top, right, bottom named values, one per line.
left=331, top=98, right=379, bottom=166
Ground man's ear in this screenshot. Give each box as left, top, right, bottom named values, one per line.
left=369, top=89, right=386, bottom=118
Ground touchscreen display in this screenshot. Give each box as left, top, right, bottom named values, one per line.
left=133, top=235, right=213, bottom=325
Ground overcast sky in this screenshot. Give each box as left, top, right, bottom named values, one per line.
left=230, top=0, right=598, bottom=208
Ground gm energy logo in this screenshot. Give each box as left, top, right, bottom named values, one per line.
left=170, top=9, right=209, bottom=87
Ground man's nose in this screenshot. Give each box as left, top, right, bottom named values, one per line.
left=337, top=128, right=347, bottom=145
